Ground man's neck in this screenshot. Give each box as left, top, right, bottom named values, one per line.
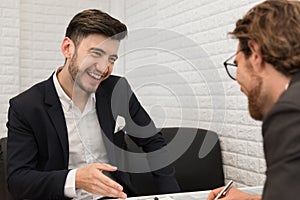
left=57, top=66, right=89, bottom=112
left=261, top=66, right=291, bottom=116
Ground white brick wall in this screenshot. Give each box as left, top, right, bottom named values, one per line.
left=0, top=0, right=20, bottom=139
left=19, top=0, right=110, bottom=91
left=0, top=0, right=110, bottom=138
left=1, top=0, right=270, bottom=189
left=120, top=0, right=266, bottom=187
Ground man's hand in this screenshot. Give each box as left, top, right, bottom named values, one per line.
left=206, top=186, right=261, bottom=200
left=76, top=163, right=127, bottom=199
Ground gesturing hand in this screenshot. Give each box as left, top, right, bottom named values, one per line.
left=76, top=163, right=127, bottom=199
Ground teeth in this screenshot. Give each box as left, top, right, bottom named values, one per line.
left=88, top=72, right=102, bottom=80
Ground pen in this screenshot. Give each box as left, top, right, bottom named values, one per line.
left=213, top=180, right=233, bottom=200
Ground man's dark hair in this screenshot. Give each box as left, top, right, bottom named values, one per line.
left=65, top=9, right=127, bottom=47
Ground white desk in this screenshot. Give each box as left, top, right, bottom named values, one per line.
left=114, top=186, right=263, bottom=200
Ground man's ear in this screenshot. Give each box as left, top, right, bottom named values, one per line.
left=61, top=37, right=75, bottom=59
left=248, top=40, right=264, bottom=72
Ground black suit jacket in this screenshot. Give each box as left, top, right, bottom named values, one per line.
left=262, top=72, right=300, bottom=200
left=7, top=75, right=179, bottom=200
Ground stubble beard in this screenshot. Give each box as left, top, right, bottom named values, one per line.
left=68, top=53, right=97, bottom=95
left=248, top=75, right=264, bottom=121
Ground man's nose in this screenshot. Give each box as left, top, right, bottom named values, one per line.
left=95, top=57, right=110, bottom=73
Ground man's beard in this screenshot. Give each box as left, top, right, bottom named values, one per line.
left=68, top=53, right=97, bottom=94
left=248, top=75, right=264, bottom=121
left=68, top=53, right=78, bottom=82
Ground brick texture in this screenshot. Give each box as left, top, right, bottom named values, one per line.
left=1, top=0, right=270, bottom=189
left=0, top=0, right=109, bottom=138
left=121, top=0, right=266, bottom=187
left=0, top=0, right=20, bottom=139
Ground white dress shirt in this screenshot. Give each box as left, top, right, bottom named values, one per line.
left=53, top=68, right=109, bottom=199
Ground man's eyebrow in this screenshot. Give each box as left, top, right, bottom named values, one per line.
left=90, top=47, right=105, bottom=54
left=90, top=47, right=118, bottom=59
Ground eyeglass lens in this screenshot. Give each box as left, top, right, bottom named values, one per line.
left=225, top=53, right=238, bottom=80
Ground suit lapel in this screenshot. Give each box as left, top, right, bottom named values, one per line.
left=44, top=75, right=69, bottom=166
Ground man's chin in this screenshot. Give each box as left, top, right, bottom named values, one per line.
left=249, top=106, right=264, bottom=121
left=84, top=87, right=98, bottom=94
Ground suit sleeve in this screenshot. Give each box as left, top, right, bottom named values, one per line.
left=7, top=98, right=70, bottom=200
left=262, top=101, right=300, bottom=200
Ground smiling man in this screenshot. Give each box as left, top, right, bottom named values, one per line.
left=6, top=9, right=180, bottom=200
left=207, top=1, right=300, bottom=200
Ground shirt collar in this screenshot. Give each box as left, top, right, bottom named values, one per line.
left=285, top=83, right=289, bottom=90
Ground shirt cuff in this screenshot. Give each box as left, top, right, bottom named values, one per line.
left=64, top=169, right=77, bottom=198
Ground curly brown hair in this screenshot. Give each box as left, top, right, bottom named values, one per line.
left=229, top=0, right=300, bottom=76
left=65, top=9, right=127, bottom=47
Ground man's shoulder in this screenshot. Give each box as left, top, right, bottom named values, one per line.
left=278, top=80, right=300, bottom=106
left=100, top=75, right=129, bottom=92
left=264, top=80, right=300, bottom=123
left=102, top=75, right=123, bottom=84
left=10, top=77, right=52, bottom=104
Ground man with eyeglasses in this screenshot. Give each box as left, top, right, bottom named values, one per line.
left=207, top=0, right=300, bottom=200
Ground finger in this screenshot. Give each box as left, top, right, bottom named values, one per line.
left=207, top=192, right=213, bottom=200
left=206, top=187, right=224, bottom=200
left=94, top=178, right=127, bottom=199
left=100, top=188, right=127, bottom=199
left=207, top=191, right=217, bottom=200
left=100, top=185, right=127, bottom=199
left=95, top=163, right=118, bottom=172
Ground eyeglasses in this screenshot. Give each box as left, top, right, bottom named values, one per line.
left=223, top=50, right=243, bottom=81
